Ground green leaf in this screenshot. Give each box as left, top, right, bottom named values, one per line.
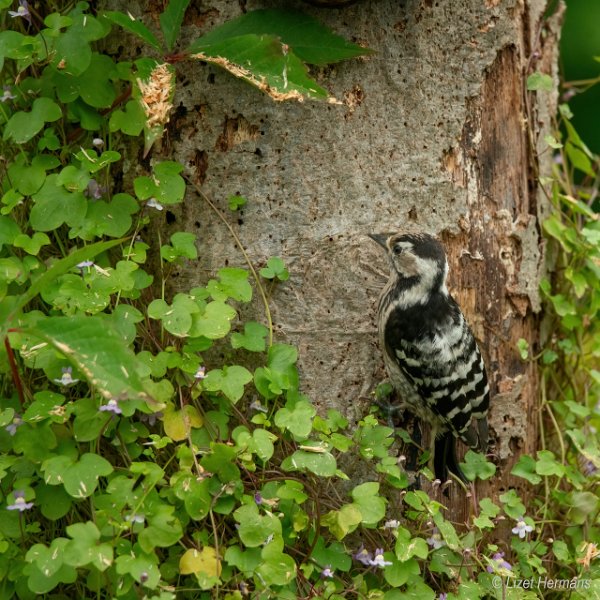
left=231, top=321, right=268, bottom=352
left=103, top=11, right=162, bottom=50
left=511, top=454, right=542, bottom=484
left=351, top=481, right=386, bottom=526
left=160, top=0, right=191, bottom=50
left=190, top=33, right=328, bottom=101
left=281, top=449, right=337, bottom=477
left=535, top=449, right=565, bottom=477
left=208, top=267, right=252, bottom=302
left=13, top=232, right=51, bottom=255
left=274, top=400, right=315, bottom=439
left=459, top=450, right=496, bottom=481
left=115, top=548, right=161, bottom=587
left=8, top=162, right=46, bottom=195
left=0, top=215, right=21, bottom=250
left=516, top=338, right=529, bottom=360
left=42, top=453, right=113, bottom=498
left=228, top=194, right=247, bottom=211
left=109, top=99, right=146, bottom=136
left=22, top=315, right=152, bottom=402
left=257, top=545, right=296, bottom=586
left=63, top=522, right=113, bottom=570
left=189, top=9, right=372, bottom=66
left=394, top=527, right=429, bottom=561
left=148, top=294, right=200, bottom=336
left=321, top=504, right=362, bottom=540
left=526, top=72, right=553, bottom=91
left=260, top=256, right=289, bottom=281
left=4, top=97, right=62, bottom=144
left=203, top=365, right=253, bottom=403
left=135, top=161, right=185, bottom=204
left=30, top=174, right=86, bottom=232
left=383, top=557, right=420, bottom=588
left=189, top=301, right=237, bottom=339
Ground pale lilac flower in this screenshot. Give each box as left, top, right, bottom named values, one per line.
left=99, top=399, right=122, bottom=415
left=85, top=179, right=105, bottom=200
left=76, top=260, right=95, bottom=270
left=0, top=87, right=16, bottom=102
left=92, top=137, right=104, bottom=148
left=125, top=513, right=145, bottom=524
left=146, top=198, right=163, bottom=211
left=254, top=492, right=263, bottom=505
left=5, top=414, right=22, bottom=436
left=6, top=490, right=33, bottom=512
left=384, top=519, right=400, bottom=529
left=370, top=548, right=392, bottom=568
left=239, top=581, right=249, bottom=595
left=194, top=366, right=206, bottom=380
left=321, top=565, right=334, bottom=578
left=427, top=528, right=445, bottom=550
left=139, top=411, right=163, bottom=427
left=353, top=545, right=372, bottom=566
left=487, top=551, right=512, bottom=573
left=9, top=1, right=31, bottom=24
left=512, top=517, right=534, bottom=539
left=439, top=594, right=448, bottom=600
left=53, top=367, right=79, bottom=387
left=249, top=399, right=268, bottom=413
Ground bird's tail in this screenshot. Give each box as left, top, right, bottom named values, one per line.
left=434, top=432, right=467, bottom=483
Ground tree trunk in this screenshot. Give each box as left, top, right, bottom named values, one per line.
left=131, top=0, right=561, bottom=522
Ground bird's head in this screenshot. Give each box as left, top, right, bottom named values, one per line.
left=369, top=232, right=448, bottom=293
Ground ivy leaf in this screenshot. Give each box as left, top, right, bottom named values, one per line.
left=30, top=174, right=86, bottom=232
left=535, top=449, right=566, bottom=477
left=13, top=232, right=51, bottom=255
left=115, top=547, right=161, bottom=587
left=281, top=449, right=337, bottom=477
left=350, top=482, right=386, bottom=527
left=162, top=404, right=203, bottom=441
left=259, top=257, right=289, bottom=281
left=189, top=301, right=237, bottom=339
left=231, top=321, right=268, bottom=352
left=4, top=97, right=62, bottom=143
left=321, top=504, right=362, bottom=540
left=160, top=0, right=191, bottom=51
left=228, top=194, right=247, bottom=211
left=134, top=161, right=185, bottom=204
left=203, top=365, right=253, bottom=403
left=511, top=454, right=542, bottom=484
left=63, top=522, right=113, bottom=571
left=527, top=71, right=553, bottom=91
left=109, top=99, right=146, bottom=136
left=148, top=294, right=200, bottom=337
left=179, top=546, right=221, bottom=578
left=274, top=400, right=315, bottom=439
left=459, top=450, right=496, bottom=481
left=257, top=545, right=296, bottom=586
left=161, top=232, right=198, bottom=262
left=207, top=268, right=252, bottom=302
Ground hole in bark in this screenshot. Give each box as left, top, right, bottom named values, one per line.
left=166, top=211, right=176, bottom=224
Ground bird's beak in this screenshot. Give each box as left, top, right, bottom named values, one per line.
left=368, top=233, right=390, bottom=249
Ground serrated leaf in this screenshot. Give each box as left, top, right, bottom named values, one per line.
left=188, top=8, right=372, bottom=66
left=191, top=34, right=328, bottom=101
left=21, top=315, right=151, bottom=402
left=160, top=0, right=191, bottom=51
left=104, top=11, right=161, bottom=50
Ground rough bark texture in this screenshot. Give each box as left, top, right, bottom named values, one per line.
left=112, top=0, right=561, bottom=522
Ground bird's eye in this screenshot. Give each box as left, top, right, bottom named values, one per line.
left=393, top=245, right=403, bottom=255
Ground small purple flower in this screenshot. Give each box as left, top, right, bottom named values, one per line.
left=1, top=86, right=17, bottom=103
left=439, top=594, right=447, bottom=600
left=139, top=411, right=163, bottom=427
left=5, top=414, right=23, bottom=436
left=124, top=513, right=145, bottom=524
left=384, top=519, right=400, bottom=530
left=249, top=399, right=268, bottom=414
left=9, top=1, right=31, bottom=24
left=427, top=528, right=445, bottom=550
left=6, top=490, right=33, bottom=512
left=85, top=179, right=105, bottom=200
left=146, top=198, right=164, bottom=211
left=239, top=581, right=249, bottom=595
left=194, top=366, right=206, bottom=380
left=353, top=545, right=373, bottom=566
left=99, top=399, right=122, bottom=415
left=512, top=517, right=533, bottom=539
left=369, top=548, right=392, bottom=568
left=76, top=260, right=95, bottom=270
left=92, top=137, right=104, bottom=149
left=53, top=366, right=79, bottom=387
left=487, top=551, right=512, bottom=573
left=254, top=492, right=263, bottom=505
left=321, top=565, right=334, bottom=578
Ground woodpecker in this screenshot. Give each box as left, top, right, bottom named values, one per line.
left=370, top=232, right=490, bottom=482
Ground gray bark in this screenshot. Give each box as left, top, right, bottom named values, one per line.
left=116, top=0, right=561, bottom=520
